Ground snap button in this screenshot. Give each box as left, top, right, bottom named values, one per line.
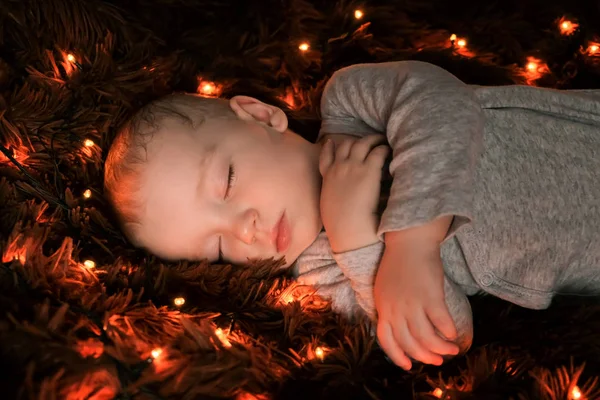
left=480, top=272, right=494, bottom=287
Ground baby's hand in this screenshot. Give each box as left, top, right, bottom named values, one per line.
left=318, top=134, right=390, bottom=253
left=374, top=227, right=459, bottom=370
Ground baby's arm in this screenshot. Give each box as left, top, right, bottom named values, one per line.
left=319, top=60, right=484, bottom=239
left=319, top=61, right=484, bottom=368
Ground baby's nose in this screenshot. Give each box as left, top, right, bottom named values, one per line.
left=234, top=209, right=258, bottom=245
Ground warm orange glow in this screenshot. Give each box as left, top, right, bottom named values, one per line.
left=276, top=282, right=316, bottom=306
left=298, top=42, right=310, bottom=52
left=236, top=393, right=269, bottom=400
left=215, top=328, right=232, bottom=347
left=448, top=34, right=474, bottom=57
left=280, top=292, right=295, bottom=304
left=433, top=388, right=444, bottom=398
left=201, top=82, right=216, bottom=95
left=76, top=338, right=104, bottom=358
left=354, top=10, right=363, bottom=19
left=173, top=297, right=185, bottom=306
left=83, top=189, right=92, bottom=199
left=559, top=17, right=578, bottom=35
left=84, top=139, right=95, bottom=147
left=0, top=146, right=30, bottom=165
left=314, top=346, right=325, bottom=360
left=282, top=90, right=296, bottom=109
left=151, top=348, right=163, bottom=358
left=588, top=43, right=599, bottom=54
left=523, top=56, right=549, bottom=84
left=196, top=78, right=222, bottom=97
left=570, top=386, right=582, bottom=400
left=2, top=242, right=27, bottom=264
left=58, top=50, right=78, bottom=77
left=83, top=260, right=96, bottom=269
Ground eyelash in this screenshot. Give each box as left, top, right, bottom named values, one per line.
left=225, top=163, right=236, bottom=199
left=219, top=163, right=237, bottom=261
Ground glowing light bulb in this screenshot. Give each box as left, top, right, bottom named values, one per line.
left=67, top=54, right=76, bottom=62
left=151, top=348, right=162, bottom=358
left=559, top=18, right=578, bottom=35
left=457, top=39, right=467, bottom=47
left=215, top=328, right=232, bottom=347
left=83, top=260, right=96, bottom=269
left=201, top=82, right=215, bottom=95
left=354, top=10, right=363, bottom=19
left=589, top=45, right=598, bottom=54
left=298, top=42, right=310, bottom=52
left=173, top=297, right=185, bottom=306
left=527, top=62, right=538, bottom=71
left=433, top=388, right=444, bottom=398
left=84, top=139, right=95, bottom=147
left=83, top=189, right=92, bottom=199
left=450, top=34, right=457, bottom=42
left=314, top=347, right=325, bottom=360
left=570, top=386, right=582, bottom=400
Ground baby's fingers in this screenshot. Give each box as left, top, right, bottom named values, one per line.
left=377, top=321, right=412, bottom=370
left=404, top=311, right=445, bottom=366
left=411, top=310, right=459, bottom=357
left=318, top=139, right=335, bottom=176
left=427, top=301, right=458, bottom=342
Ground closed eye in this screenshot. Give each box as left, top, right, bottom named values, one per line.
left=218, top=163, right=237, bottom=261
left=225, top=163, right=236, bottom=199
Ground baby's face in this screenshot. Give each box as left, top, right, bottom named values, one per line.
left=137, top=115, right=323, bottom=267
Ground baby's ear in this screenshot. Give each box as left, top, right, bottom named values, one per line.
left=229, top=95, right=288, bottom=132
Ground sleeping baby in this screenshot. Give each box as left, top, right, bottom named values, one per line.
left=104, top=60, right=600, bottom=370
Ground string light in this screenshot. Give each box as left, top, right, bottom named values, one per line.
left=354, top=10, right=364, bottom=19
left=215, top=328, right=232, bottom=348
left=151, top=348, right=163, bottom=359
left=84, top=139, right=95, bottom=147
left=523, top=56, right=550, bottom=84
left=202, top=82, right=215, bottom=94
left=196, top=77, right=222, bottom=97
left=62, top=51, right=82, bottom=74
left=450, top=34, right=457, bottom=43
left=432, top=388, right=444, bottom=398
left=570, top=386, right=582, bottom=400
left=83, top=189, right=92, bottom=199
left=298, top=42, right=310, bottom=52
left=559, top=17, right=578, bottom=35
left=83, top=260, right=96, bottom=269
left=457, top=39, right=467, bottom=48
left=173, top=297, right=185, bottom=306
left=199, top=82, right=216, bottom=96
left=314, top=347, right=325, bottom=360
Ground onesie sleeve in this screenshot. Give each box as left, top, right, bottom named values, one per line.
left=319, top=61, right=484, bottom=239
left=293, top=231, right=370, bottom=320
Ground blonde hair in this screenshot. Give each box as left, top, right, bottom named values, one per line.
left=103, top=93, right=238, bottom=245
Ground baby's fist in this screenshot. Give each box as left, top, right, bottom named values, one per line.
left=318, top=134, right=390, bottom=253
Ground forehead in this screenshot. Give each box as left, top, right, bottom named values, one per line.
left=138, top=122, right=219, bottom=257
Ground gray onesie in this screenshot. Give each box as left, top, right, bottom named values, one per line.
left=291, top=60, right=600, bottom=353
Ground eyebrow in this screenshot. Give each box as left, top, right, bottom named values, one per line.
left=196, top=144, right=218, bottom=194
left=195, top=144, right=219, bottom=261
